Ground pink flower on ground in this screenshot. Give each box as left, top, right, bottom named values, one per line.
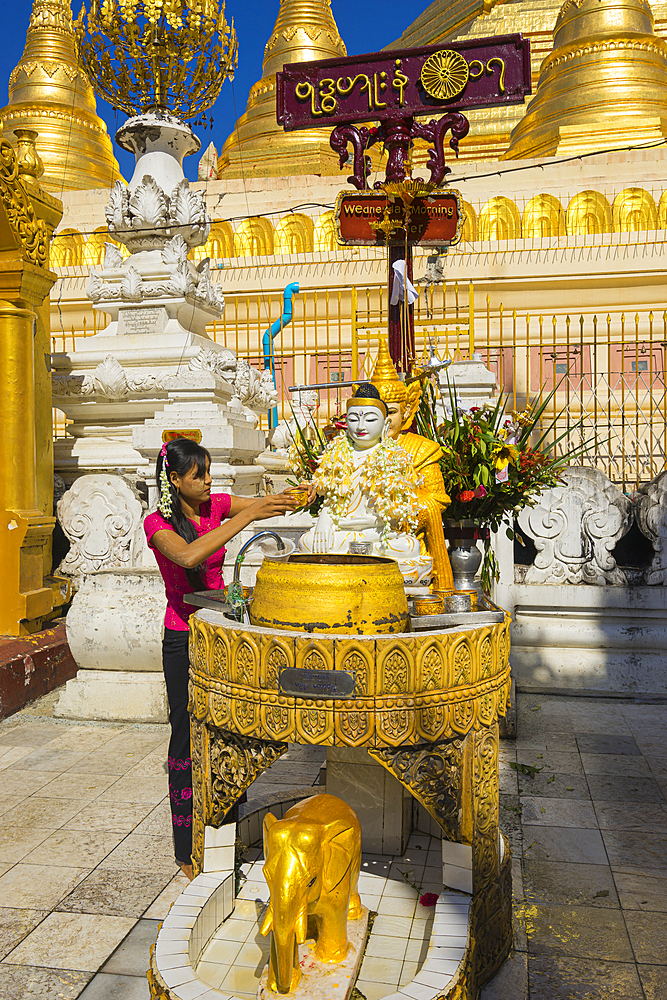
left=474, top=485, right=487, bottom=498
left=420, top=892, right=439, bottom=907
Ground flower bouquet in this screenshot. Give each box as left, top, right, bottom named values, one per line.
left=415, top=377, right=592, bottom=590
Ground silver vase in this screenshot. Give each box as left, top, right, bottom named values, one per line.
left=443, top=519, right=483, bottom=591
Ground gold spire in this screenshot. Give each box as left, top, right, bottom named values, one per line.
left=0, top=0, right=121, bottom=192
left=371, top=338, right=408, bottom=405
left=504, top=0, right=667, bottom=158
left=217, top=0, right=348, bottom=178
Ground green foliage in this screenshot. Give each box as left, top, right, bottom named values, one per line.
left=416, top=374, right=595, bottom=588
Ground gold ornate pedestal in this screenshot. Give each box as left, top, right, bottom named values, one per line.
left=187, top=609, right=513, bottom=999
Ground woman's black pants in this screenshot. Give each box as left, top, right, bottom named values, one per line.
left=162, top=628, right=193, bottom=865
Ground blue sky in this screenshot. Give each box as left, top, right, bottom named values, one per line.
left=1, top=1, right=418, bottom=180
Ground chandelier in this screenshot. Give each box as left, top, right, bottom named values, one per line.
left=74, top=0, right=238, bottom=119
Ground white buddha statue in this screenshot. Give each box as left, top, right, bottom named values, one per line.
left=298, top=383, right=433, bottom=591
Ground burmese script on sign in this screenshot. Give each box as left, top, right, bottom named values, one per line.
left=335, top=192, right=463, bottom=246
left=276, top=34, right=531, bottom=131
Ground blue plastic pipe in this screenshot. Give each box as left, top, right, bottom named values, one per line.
left=263, top=281, right=299, bottom=429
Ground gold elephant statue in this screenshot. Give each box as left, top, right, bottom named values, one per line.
left=259, top=793, right=363, bottom=994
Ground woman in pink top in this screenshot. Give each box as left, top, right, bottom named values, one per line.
left=144, top=437, right=301, bottom=879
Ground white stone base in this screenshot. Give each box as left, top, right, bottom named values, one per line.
left=54, top=669, right=168, bottom=723
left=257, top=908, right=370, bottom=1000
left=501, top=583, right=667, bottom=696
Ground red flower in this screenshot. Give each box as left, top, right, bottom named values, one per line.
left=420, top=892, right=439, bottom=907
left=458, top=490, right=475, bottom=502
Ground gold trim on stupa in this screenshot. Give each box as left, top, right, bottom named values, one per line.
left=217, top=0, right=348, bottom=179
left=388, top=0, right=667, bottom=161
left=0, top=0, right=121, bottom=193
left=505, top=0, right=667, bottom=158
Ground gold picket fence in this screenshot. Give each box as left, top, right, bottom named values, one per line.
left=51, top=283, right=667, bottom=489
left=478, top=300, right=667, bottom=491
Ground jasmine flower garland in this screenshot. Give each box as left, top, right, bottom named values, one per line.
left=311, top=434, right=424, bottom=538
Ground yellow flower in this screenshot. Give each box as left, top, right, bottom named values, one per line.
left=491, top=442, right=519, bottom=472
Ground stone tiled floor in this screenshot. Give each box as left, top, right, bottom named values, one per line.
left=0, top=689, right=665, bottom=999
left=482, top=693, right=667, bottom=1000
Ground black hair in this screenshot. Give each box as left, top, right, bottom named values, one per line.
left=156, top=438, right=212, bottom=590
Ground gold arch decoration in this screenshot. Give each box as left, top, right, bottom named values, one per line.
left=50, top=228, right=84, bottom=267
left=461, top=201, right=477, bottom=241
left=658, top=190, right=667, bottom=230
left=420, top=49, right=470, bottom=101
left=274, top=214, right=314, bottom=255
left=566, top=190, right=612, bottom=236
left=478, top=197, right=521, bottom=241
left=612, top=188, right=658, bottom=232
left=82, top=227, right=116, bottom=266
left=522, top=193, right=565, bottom=238
left=233, top=217, right=274, bottom=257
left=314, top=210, right=337, bottom=251
left=193, top=221, right=235, bottom=262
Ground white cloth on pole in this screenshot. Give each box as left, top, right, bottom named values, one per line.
left=390, top=259, right=419, bottom=306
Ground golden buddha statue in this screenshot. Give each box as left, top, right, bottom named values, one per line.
left=371, top=339, right=454, bottom=592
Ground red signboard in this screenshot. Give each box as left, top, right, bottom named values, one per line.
left=335, top=190, right=463, bottom=247
left=277, top=34, right=530, bottom=132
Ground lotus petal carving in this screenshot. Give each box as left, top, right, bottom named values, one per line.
left=103, top=242, right=124, bottom=268
left=168, top=261, right=196, bottom=297
left=129, top=175, right=169, bottom=230
left=105, top=180, right=130, bottom=232
left=93, top=356, right=129, bottom=400
left=86, top=270, right=103, bottom=303
left=120, top=266, right=143, bottom=302
left=161, top=234, right=189, bottom=268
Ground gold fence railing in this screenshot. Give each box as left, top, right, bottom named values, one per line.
left=478, top=299, right=667, bottom=491
left=50, top=283, right=667, bottom=489
left=353, top=282, right=475, bottom=380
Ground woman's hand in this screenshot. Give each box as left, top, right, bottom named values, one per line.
left=249, top=491, right=300, bottom=521
left=305, top=483, right=318, bottom=506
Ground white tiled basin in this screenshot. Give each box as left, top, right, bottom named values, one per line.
left=151, top=826, right=471, bottom=1000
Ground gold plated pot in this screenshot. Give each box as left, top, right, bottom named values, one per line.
left=249, top=554, right=408, bottom=635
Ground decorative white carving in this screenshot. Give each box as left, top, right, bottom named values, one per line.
left=268, top=388, right=320, bottom=455
left=161, top=233, right=189, bottom=267
left=52, top=348, right=275, bottom=414
left=83, top=234, right=223, bottom=313
left=635, top=470, right=667, bottom=584
left=129, top=175, right=169, bottom=232
left=103, top=242, right=124, bottom=269
left=105, top=181, right=130, bottom=233
left=57, top=474, right=144, bottom=576
left=93, top=356, right=129, bottom=399
left=517, top=467, right=631, bottom=585
left=104, top=173, right=210, bottom=254
left=120, top=266, right=143, bottom=303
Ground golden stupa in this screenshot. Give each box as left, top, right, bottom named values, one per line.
left=0, top=0, right=120, bottom=192
left=217, top=0, right=348, bottom=178
left=389, top=0, right=667, bottom=159
left=505, top=0, right=667, bottom=157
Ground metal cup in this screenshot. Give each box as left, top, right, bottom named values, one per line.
left=287, top=486, right=310, bottom=507
left=348, top=540, right=373, bottom=555
left=413, top=594, right=445, bottom=616
left=446, top=593, right=472, bottom=613
left=456, top=588, right=478, bottom=611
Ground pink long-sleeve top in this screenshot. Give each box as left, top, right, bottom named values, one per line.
left=144, top=493, right=232, bottom=631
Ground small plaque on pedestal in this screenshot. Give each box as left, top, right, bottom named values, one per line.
left=118, top=306, right=168, bottom=336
